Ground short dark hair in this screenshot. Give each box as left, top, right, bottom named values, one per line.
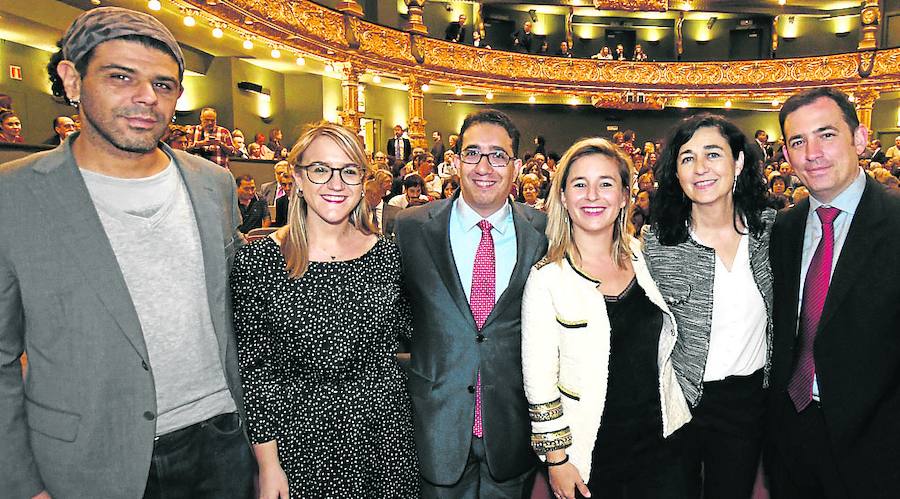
left=768, top=174, right=787, bottom=190
left=235, top=174, right=255, bottom=187
left=779, top=87, right=859, bottom=139
left=651, top=113, right=768, bottom=246
left=458, top=109, right=521, bottom=157
left=755, top=129, right=767, bottom=139
left=52, top=116, right=68, bottom=130
left=403, top=173, right=425, bottom=191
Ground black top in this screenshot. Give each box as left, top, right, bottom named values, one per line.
left=238, top=196, right=268, bottom=233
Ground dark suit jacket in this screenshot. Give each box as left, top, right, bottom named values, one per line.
left=767, top=176, right=900, bottom=497
left=0, top=137, right=245, bottom=498
left=871, top=148, right=886, bottom=164
left=387, top=136, right=412, bottom=164
left=381, top=202, right=400, bottom=237
left=445, top=22, right=466, bottom=43
left=511, top=31, right=536, bottom=53
left=395, top=196, right=548, bottom=485
left=258, top=180, right=279, bottom=206
left=274, top=194, right=289, bottom=227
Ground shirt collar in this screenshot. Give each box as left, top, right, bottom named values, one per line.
left=808, top=167, right=866, bottom=217
left=453, top=195, right=513, bottom=235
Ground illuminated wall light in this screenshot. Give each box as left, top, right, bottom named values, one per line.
left=529, top=95, right=537, bottom=103
left=848, top=94, right=855, bottom=103
left=486, top=91, right=494, bottom=100
left=455, top=87, right=463, bottom=96
left=645, top=29, right=663, bottom=43
left=832, top=16, right=854, bottom=36
left=183, top=15, right=196, bottom=27
left=678, top=99, right=689, bottom=108
left=242, top=39, right=253, bottom=50
left=295, top=56, right=305, bottom=66
left=724, top=99, right=732, bottom=108
left=778, top=0, right=786, bottom=5
left=324, top=63, right=334, bottom=73
left=147, top=0, right=161, bottom=11
left=372, top=74, right=381, bottom=84
left=771, top=99, right=779, bottom=107
left=569, top=95, right=580, bottom=106
left=421, top=83, right=430, bottom=92
left=212, top=27, right=224, bottom=38
left=90, top=0, right=101, bottom=4
left=270, top=48, right=281, bottom=59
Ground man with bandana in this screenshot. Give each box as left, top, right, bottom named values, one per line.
left=0, top=7, right=253, bottom=498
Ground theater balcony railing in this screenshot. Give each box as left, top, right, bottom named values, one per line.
left=182, top=0, right=899, bottom=106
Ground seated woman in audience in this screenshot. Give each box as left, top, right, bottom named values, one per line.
left=768, top=173, right=788, bottom=197
left=591, top=46, right=613, bottom=60
left=644, top=113, right=773, bottom=499
left=231, top=121, right=419, bottom=498
left=519, top=173, right=545, bottom=210
left=253, top=132, right=276, bottom=159
left=0, top=109, right=24, bottom=144
left=522, top=138, right=691, bottom=499
left=633, top=44, right=648, bottom=61
left=440, top=175, right=459, bottom=199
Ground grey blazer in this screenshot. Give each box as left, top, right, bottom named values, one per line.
left=0, top=138, right=245, bottom=498
left=394, top=195, right=548, bottom=485
left=642, top=209, right=776, bottom=407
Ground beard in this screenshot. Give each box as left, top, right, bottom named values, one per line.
left=80, top=97, right=169, bottom=154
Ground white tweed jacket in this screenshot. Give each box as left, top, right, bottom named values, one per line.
left=521, top=240, right=692, bottom=482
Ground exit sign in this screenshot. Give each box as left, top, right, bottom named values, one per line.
left=8, top=65, right=22, bottom=80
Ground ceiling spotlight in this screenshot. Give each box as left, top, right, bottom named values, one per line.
left=183, top=14, right=196, bottom=27
left=212, top=26, right=224, bottom=38
left=147, top=0, right=161, bottom=11
left=569, top=95, right=580, bottom=106
left=242, top=39, right=253, bottom=50
left=295, top=56, right=305, bottom=66
left=244, top=17, right=254, bottom=25
left=90, top=0, right=101, bottom=4
left=421, top=83, right=430, bottom=92
left=778, top=0, right=786, bottom=5
left=455, top=87, right=463, bottom=96
left=678, top=99, right=689, bottom=108
left=372, top=74, right=381, bottom=84
left=528, top=95, right=536, bottom=103
left=270, top=48, right=281, bottom=59
left=724, top=99, right=732, bottom=108
left=324, top=63, right=334, bottom=73
left=486, top=91, right=494, bottom=100
left=771, top=99, right=779, bottom=107
left=848, top=94, right=856, bottom=102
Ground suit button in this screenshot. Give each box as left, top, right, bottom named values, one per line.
left=467, top=385, right=475, bottom=393
left=141, top=360, right=149, bottom=371
left=143, top=411, right=155, bottom=421
left=476, top=334, right=485, bottom=343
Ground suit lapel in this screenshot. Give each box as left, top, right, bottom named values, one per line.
left=176, top=153, right=229, bottom=362
left=30, top=142, right=149, bottom=361
left=781, top=200, right=808, bottom=337
left=818, top=178, right=885, bottom=331
left=421, top=198, right=478, bottom=331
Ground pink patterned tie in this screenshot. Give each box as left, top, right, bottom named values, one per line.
left=471, top=220, right=495, bottom=438
left=788, top=206, right=841, bottom=411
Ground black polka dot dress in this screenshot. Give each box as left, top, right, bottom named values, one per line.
left=231, top=236, right=419, bottom=497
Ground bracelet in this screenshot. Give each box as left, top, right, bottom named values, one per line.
left=545, top=455, right=569, bottom=467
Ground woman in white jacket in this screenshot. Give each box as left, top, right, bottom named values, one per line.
left=522, top=137, right=692, bottom=499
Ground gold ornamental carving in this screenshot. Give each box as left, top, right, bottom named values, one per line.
left=592, top=0, right=668, bottom=12
left=403, top=0, right=428, bottom=36
left=403, top=76, right=428, bottom=149
left=853, top=88, right=879, bottom=132
left=859, top=0, right=879, bottom=51
left=591, top=93, right=666, bottom=110
left=183, top=0, right=900, bottom=98
left=340, top=64, right=362, bottom=133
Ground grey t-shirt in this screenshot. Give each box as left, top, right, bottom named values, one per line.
left=81, top=161, right=236, bottom=435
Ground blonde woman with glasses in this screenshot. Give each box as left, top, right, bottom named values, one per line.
left=231, top=122, right=418, bottom=498
left=521, top=138, right=691, bottom=499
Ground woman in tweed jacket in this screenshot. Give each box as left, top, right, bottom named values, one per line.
left=643, top=114, right=775, bottom=499
left=522, top=138, right=691, bottom=499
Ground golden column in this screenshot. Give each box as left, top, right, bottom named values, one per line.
left=340, top=64, right=362, bottom=133
left=858, top=0, right=880, bottom=51
left=403, top=0, right=428, bottom=35
left=404, top=76, right=428, bottom=149
left=336, top=0, right=363, bottom=17
left=854, top=89, right=879, bottom=133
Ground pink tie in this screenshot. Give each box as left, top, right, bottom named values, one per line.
left=471, top=220, right=495, bottom=438
left=788, top=206, right=841, bottom=411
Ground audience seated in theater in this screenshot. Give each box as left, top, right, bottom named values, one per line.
left=273, top=176, right=293, bottom=227
left=43, top=115, right=78, bottom=146
left=437, top=150, right=458, bottom=178
left=440, top=175, right=460, bottom=199
left=373, top=150, right=389, bottom=171
left=189, top=106, right=236, bottom=168
left=632, top=188, right=652, bottom=235
left=615, top=43, right=626, bottom=60
left=253, top=132, right=275, bottom=159
left=388, top=173, right=428, bottom=208
left=164, top=126, right=190, bottom=151
left=445, top=14, right=467, bottom=43
left=259, top=160, right=292, bottom=205
left=235, top=174, right=270, bottom=234
left=633, top=44, right=648, bottom=61
left=266, top=128, right=287, bottom=159
left=518, top=173, right=544, bottom=210
left=232, top=129, right=249, bottom=158
left=592, top=46, right=613, bottom=60
left=472, top=30, right=490, bottom=49
left=511, top=21, right=537, bottom=53
left=365, top=172, right=400, bottom=235
left=0, top=109, right=24, bottom=144
left=556, top=41, right=573, bottom=58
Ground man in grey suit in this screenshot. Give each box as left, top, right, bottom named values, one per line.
left=0, top=8, right=253, bottom=498
left=395, top=109, right=548, bottom=497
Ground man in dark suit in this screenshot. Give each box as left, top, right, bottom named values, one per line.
left=754, top=129, right=771, bottom=164
left=395, top=109, right=548, bottom=497
left=766, top=87, right=900, bottom=499
left=511, top=21, right=536, bottom=54
left=366, top=171, right=400, bottom=236
left=445, top=14, right=467, bottom=43
left=869, top=139, right=886, bottom=164
left=0, top=8, right=253, bottom=498
left=387, top=124, right=412, bottom=164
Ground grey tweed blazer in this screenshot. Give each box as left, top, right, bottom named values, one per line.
left=641, top=209, right=776, bottom=407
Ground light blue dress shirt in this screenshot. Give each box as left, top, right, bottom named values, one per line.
left=449, top=196, right=517, bottom=303
left=799, top=168, right=866, bottom=399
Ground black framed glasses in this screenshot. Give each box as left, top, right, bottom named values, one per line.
left=299, top=163, right=364, bottom=185
left=459, top=149, right=512, bottom=167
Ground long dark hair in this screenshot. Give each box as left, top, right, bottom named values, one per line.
left=650, top=113, right=767, bottom=246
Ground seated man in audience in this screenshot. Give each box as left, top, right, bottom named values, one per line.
left=189, top=106, right=236, bottom=168
left=235, top=174, right=270, bottom=234
left=273, top=176, right=293, bottom=227
left=511, top=21, right=536, bottom=53
left=556, top=40, right=573, bottom=57
left=365, top=173, right=400, bottom=235
left=389, top=174, right=429, bottom=208
left=43, top=115, right=78, bottom=146
left=445, top=14, right=467, bottom=43
left=373, top=150, right=390, bottom=170
left=258, top=160, right=291, bottom=205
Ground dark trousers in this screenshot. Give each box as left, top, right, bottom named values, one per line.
left=143, top=412, right=255, bottom=499
left=421, top=437, right=536, bottom=499
left=681, top=370, right=766, bottom=499
left=583, top=436, right=689, bottom=499
left=766, top=394, right=850, bottom=499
